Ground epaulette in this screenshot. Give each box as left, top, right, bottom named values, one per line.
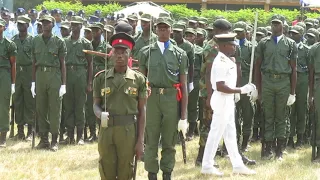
left=173, top=45, right=185, bottom=54
left=94, top=70, right=106, bottom=78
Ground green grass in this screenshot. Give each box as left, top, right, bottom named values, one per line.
left=0, top=135, right=320, bottom=180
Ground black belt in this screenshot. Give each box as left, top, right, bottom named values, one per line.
left=108, top=115, right=136, bottom=126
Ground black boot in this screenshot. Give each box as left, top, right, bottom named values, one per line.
left=295, top=134, right=304, bottom=149
left=195, top=146, right=204, bottom=166
left=76, top=127, right=84, bottom=145
left=59, top=132, right=65, bottom=143
left=272, top=139, right=277, bottom=153
left=64, top=129, right=75, bottom=145
left=87, top=126, right=97, bottom=142
left=148, top=172, right=157, bottom=180
left=50, top=134, right=59, bottom=152
left=186, top=122, right=196, bottom=141
left=276, top=138, right=285, bottom=160
left=36, top=132, right=50, bottom=149
left=251, top=128, right=259, bottom=142
left=14, top=125, right=25, bottom=140
left=0, top=132, right=7, bottom=148
left=162, top=172, right=171, bottom=180
left=287, top=137, right=294, bottom=149
left=241, top=135, right=250, bottom=152
left=263, top=141, right=274, bottom=160
left=241, top=153, right=256, bottom=165
left=25, top=124, right=33, bottom=141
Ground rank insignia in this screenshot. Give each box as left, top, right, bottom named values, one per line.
left=101, top=87, right=111, bottom=96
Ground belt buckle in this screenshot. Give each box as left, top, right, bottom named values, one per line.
left=273, top=74, right=280, bottom=79
left=71, top=65, right=74, bottom=70
left=20, top=66, right=23, bottom=71
left=43, top=67, right=47, bottom=72
left=159, top=88, right=164, bottom=95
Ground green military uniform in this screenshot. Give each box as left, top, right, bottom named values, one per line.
left=63, top=16, right=93, bottom=143
left=255, top=16, right=298, bottom=158
left=139, top=20, right=188, bottom=173
left=289, top=26, right=310, bottom=145
left=234, top=21, right=255, bottom=150
left=0, top=36, right=17, bottom=133
left=12, top=32, right=34, bottom=128
left=31, top=24, right=67, bottom=136
left=94, top=67, right=147, bottom=179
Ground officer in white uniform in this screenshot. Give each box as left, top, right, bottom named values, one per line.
left=201, top=33, right=256, bottom=176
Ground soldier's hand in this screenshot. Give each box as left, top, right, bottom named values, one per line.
left=147, top=87, right=151, bottom=97
left=309, top=96, right=314, bottom=110
left=86, top=84, right=92, bottom=93
left=135, top=141, right=144, bottom=161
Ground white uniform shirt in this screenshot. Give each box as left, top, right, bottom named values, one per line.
left=210, top=52, right=237, bottom=112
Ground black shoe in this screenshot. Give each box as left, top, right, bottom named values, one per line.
left=50, top=134, right=59, bottom=152
left=76, top=127, right=85, bottom=145
left=0, top=132, right=7, bottom=148
left=195, top=146, right=204, bottom=167
left=276, top=138, right=285, bottom=160
left=148, top=172, right=157, bottom=180
left=241, top=135, right=250, bottom=152
left=63, top=129, right=75, bottom=145
left=241, top=154, right=256, bottom=165
left=295, top=134, right=304, bottom=149
left=263, top=141, right=274, bottom=160
left=162, top=172, right=171, bottom=180
left=251, top=128, right=259, bottom=142
left=287, top=137, right=294, bottom=149
left=86, top=126, right=97, bottom=142
left=25, top=124, right=33, bottom=141
left=186, top=122, right=196, bottom=141
left=13, top=125, right=25, bottom=141
left=36, top=133, right=50, bottom=149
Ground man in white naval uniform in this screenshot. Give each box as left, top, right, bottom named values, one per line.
left=201, top=33, right=256, bottom=176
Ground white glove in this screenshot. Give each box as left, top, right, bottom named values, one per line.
left=250, top=89, right=258, bottom=102
left=235, top=93, right=240, bottom=103
left=101, top=112, right=109, bottom=128
left=240, top=83, right=256, bottom=94
left=188, top=82, right=194, bottom=93
left=178, top=119, right=188, bottom=136
left=31, top=82, right=36, bottom=98
left=59, top=85, right=66, bottom=97
left=11, top=84, right=15, bottom=95
left=287, top=94, right=296, bottom=106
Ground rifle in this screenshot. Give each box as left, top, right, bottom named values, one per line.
left=179, top=130, right=187, bottom=164
left=9, top=103, right=15, bottom=138
left=311, top=106, right=317, bottom=161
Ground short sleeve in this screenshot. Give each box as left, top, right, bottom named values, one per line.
left=138, top=48, right=147, bottom=72
left=179, top=51, right=188, bottom=75
left=8, top=41, right=17, bottom=57
left=93, top=76, right=102, bottom=98
left=58, top=38, right=67, bottom=59
left=289, top=41, right=298, bottom=62
left=138, top=75, right=148, bottom=98
left=255, top=40, right=264, bottom=61
left=235, top=45, right=241, bottom=63
left=212, top=61, right=228, bottom=82
left=309, top=45, right=316, bottom=66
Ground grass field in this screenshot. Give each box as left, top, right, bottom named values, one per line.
left=1, top=135, right=320, bottom=180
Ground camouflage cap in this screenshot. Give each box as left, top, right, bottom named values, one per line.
left=270, top=14, right=286, bottom=24
left=178, top=17, right=189, bottom=24
left=84, top=27, right=92, bottom=32
left=233, top=21, right=248, bottom=32
left=70, top=16, right=83, bottom=24
left=89, top=22, right=104, bottom=31
left=305, top=18, right=314, bottom=26
left=198, top=17, right=208, bottom=24
left=289, top=25, right=304, bottom=35
left=105, top=25, right=114, bottom=33
left=205, top=24, right=214, bottom=30
left=158, top=12, right=170, bottom=18
left=296, top=22, right=306, bottom=30
left=127, top=14, right=138, bottom=21
left=39, top=15, right=56, bottom=24
left=140, top=13, right=152, bottom=22
left=0, top=18, right=5, bottom=26
left=256, top=27, right=268, bottom=36
left=156, top=17, right=172, bottom=27
left=17, top=15, right=31, bottom=24
left=60, top=21, right=71, bottom=29
left=307, top=28, right=319, bottom=38
left=172, top=23, right=185, bottom=32
left=189, top=16, right=198, bottom=23
left=184, top=28, right=196, bottom=35
left=196, top=28, right=207, bottom=37
left=266, top=26, right=272, bottom=35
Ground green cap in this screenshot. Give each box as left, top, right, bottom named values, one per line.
left=189, top=16, right=198, bottom=23
left=233, top=21, right=248, bottom=32
left=84, top=27, right=91, bottom=32
left=296, top=22, right=306, bottom=30
left=198, top=17, right=208, bottom=24
left=0, top=18, right=5, bottom=26
left=17, top=15, right=31, bottom=24
left=105, top=25, right=114, bottom=33
left=140, top=13, right=152, bottom=22
left=184, top=28, right=196, bottom=35
left=158, top=12, right=170, bottom=18
left=70, top=16, right=83, bottom=24
left=256, top=27, right=268, bottom=36
left=127, top=14, right=138, bottom=21
left=172, top=23, right=185, bottom=32
left=205, top=24, right=214, bottom=30
left=156, top=17, right=172, bottom=27
left=266, top=26, right=272, bottom=35
left=307, top=28, right=319, bottom=38
left=289, top=25, right=304, bottom=35
left=178, top=17, right=189, bottom=24
left=39, top=15, right=56, bottom=23
left=196, top=28, right=207, bottom=37
left=89, top=22, right=104, bottom=31
left=305, top=18, right=314, bottom=26
left=60, top=21, right=70, bottom=29
left=270, top=14, right=286, bottom=24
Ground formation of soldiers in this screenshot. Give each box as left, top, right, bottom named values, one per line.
left=0, top=5, right=320, bottom=179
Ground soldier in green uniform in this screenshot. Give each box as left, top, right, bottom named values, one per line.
left=233, top=21, right=254, bottom=152
left=139, top=17, right=188, bottom=180
left=84, top=27, right=92, bottom=41
left=184, top=28, right=203, bottom=141
left=254, top=15, right=298, bottom=160
left=0, top=18, right=17, bottom=148
left=172, top=22, right=196, bottom=137
left=12, top=15, right=34, bottom=141
left=63, top=16, right=93, bottom=145
left=85, top=22, right=109, bottom=142
left=287, top=25, right=310, bottom=149
left=132, top=14, right=157, bottom=60
left=306, top=28, right=319, bottom=47
left=127, top=14, right=138, bottom=36
left=60, top=21, right=71, bottom=38
left=93, top=32, right=147, bottom=180
left=195, top=28, right=206, bottom=48
left=31, top=15, right=67, bottom=151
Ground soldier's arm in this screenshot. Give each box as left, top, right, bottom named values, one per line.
left=188, top=47, right=195, bottom=83
left=205, top=46, right=219, bottom=99
left=289, top=42, right=298, bottom=95
left=254, top=41, right=263, bottom=98
left=59, top=39, right=67, bottom=85
left=308, top=47, right=315, bottom=103
left=137, top=76, right=147, bottom=145
left=138, top=49, right=147, bottom=76
left=86, top=42, right=94, bottom=91
left=235, top=45, right=242, bottom=86
left=31, top=39, right=36, bottom=82
left=93, top=77, right=103, bottom=119
left=180, top=52, right=188, bottom=120
left=93, top=98, right=103, bottom=119
left=9, top=42, right=17, bottom=84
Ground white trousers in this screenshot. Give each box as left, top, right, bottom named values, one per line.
left=202, top=96, right=245, bottom=170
